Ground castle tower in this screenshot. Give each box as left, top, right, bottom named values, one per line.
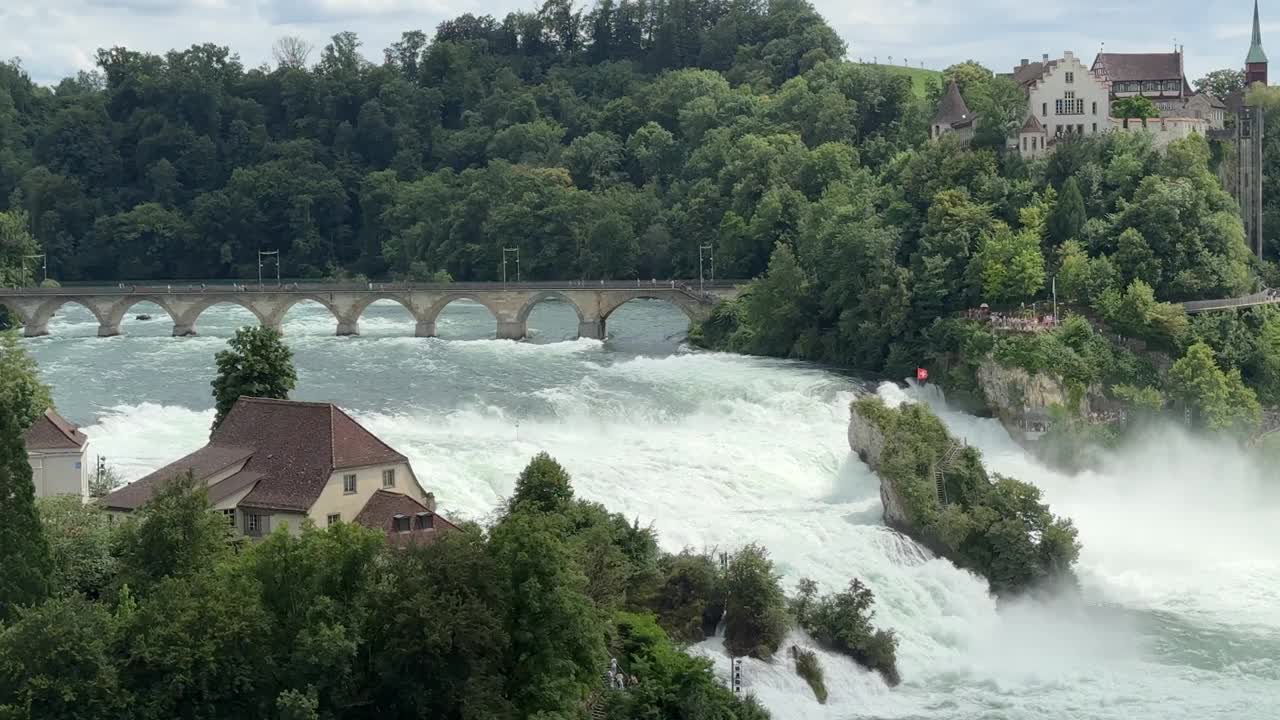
left=1246, top=0, right=1268, bottom=85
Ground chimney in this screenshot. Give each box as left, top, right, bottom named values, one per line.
left=1064, top=50, right=1074, bottom=61
left=1021, top=58, right=1029, bottom=67
left=424, top=492, right=437, bottom=512
left=1043, top=53, right=1049, bottom=62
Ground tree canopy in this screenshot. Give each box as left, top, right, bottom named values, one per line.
left=210, top=326, right=297, bottom=430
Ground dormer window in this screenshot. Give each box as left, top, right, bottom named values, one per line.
left=393, top=514, right=411, bottom=533
left=415, top=512, right=434, bottom=530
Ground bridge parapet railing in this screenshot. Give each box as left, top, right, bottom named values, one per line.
left=1182, top=290, right=1279, bottom=313
left=0, top=279, right=740, bottom=297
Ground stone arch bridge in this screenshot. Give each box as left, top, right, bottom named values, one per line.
left=0, top=281, right=737, bottom=340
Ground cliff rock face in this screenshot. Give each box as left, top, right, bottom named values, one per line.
left=848, top=402, right=910, bottom=533
left=976, top=360, right=1076, bottom=425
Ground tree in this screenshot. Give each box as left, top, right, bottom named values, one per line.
left=509, top=451, right=575, bottom=514
left=0, top=331, right=52, bottom=431
left=792, top=578, right=900, bottom=686
left=941, top=60, right=993, bottom=98
left=210, top=326, right=297, bottom=431
left=1194, top=68, right=1245, bottom=100
left=1112, top=96, right=1159, bottom=122
left=112, top=471, right=230, bottom=591
left=1048, top=177, right=1086, bottom=247
left=273, top=36, right=314, bottom=69
left=38, top=496, right=118, bottom=599
left=0, top=208, right=39, bottom=287
left=1168, top=342, right=1261, bottom=434
left=721, top=544, right=786, bottom=659
left=0, top=596, right=128, bottom=718
left=0, top=399, right=50, bottom=620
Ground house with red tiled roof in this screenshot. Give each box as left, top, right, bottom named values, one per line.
left=103, top=397, right=457, bottom=543
left=24, top=408, right=90, bottom=499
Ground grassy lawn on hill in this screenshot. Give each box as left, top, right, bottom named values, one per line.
left=857, top=63, right=943, bottom=99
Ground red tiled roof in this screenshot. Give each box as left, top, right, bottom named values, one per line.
left=23, top=409, right=87, bottom=450
left=102, top=398, right=407, bottom=512
left=355, top=489, right=460, bottom=546
left=1093, top=52, right=1181, bottom=82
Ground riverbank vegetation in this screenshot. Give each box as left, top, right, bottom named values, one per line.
left=853, top=396, right=1081, bottom=595
left=790, top=645, right=828, bottom=704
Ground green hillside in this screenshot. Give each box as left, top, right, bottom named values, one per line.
left=859, top=63, right=942, bottom=99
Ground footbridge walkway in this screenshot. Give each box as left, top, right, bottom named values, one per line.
left=1182, top=289, right=1280, bottom=314
left=0, top=280, right=739, bottom=340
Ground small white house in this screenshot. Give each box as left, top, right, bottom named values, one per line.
left=24, top=409, right=89, bottom=499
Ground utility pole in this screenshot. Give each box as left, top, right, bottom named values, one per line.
left=502, top=247, right=520, bottom=286
left=22, top=254, right=46, bottom=286
left=258, top=250, right=280, bottom=287
left=1052, top=275, right=1058, bottom=324
left=698, top=244, right=713, bottom=295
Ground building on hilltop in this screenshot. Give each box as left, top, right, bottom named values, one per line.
left=1003, top=51, right=1111, bottom=157
left=24, top=408, right=89, bottom=500
left=102, top=397, right=458, bottom=544
left=1247, top=0, right=1269, bottom=85
left=1091, top=46, right=1226, bottom=129
left=930, top=81, right=978, bottom=142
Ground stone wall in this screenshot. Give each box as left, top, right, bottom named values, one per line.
left=847, top=401, right=911, bottom=534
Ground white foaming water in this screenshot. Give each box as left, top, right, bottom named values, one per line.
left=25, top=302, right=1280, bottom=718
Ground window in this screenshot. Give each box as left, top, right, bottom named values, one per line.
left=1040, top=136, right=1045, bottom=149
left=415, top=512, right=434, bottom=530
left=1077, top=124, right=1084, bottom=135
left=1163, top=80, right=1180, bottom=91
left=221, top=508, right=236, bottom=528
left=1092, top=101, right=1097, bottom=115
left=1022, top=136, right=1028, bottom=150
left=1066, top=71, right=1075, bottom=83
left=244, top=512, right=266, bottom=536
left=1042, top=102, right=1048, bottom=117
left=1064, top=91, right=1075, bottom=100
left=343, top=473, right=357, bottom=494
left=382, top=469, right=396, bottom=488
left=1055, top=124, right=1063, bottom=136
left=74, top=461, right=82, bottom=469
left=1092, top=122, right=1098, bottom=133
left=393, top=514, right=411, bottom=533
left=327, top=513, right=341, bottom=526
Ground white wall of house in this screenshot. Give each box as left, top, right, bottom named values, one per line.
left=28, top=447, right=88, bottom=499
left=1109, top=116, right=1208, bottom=149
left=307, top=461, right=423, bottom=526
left=1025, top=52, right=1111, bottom=146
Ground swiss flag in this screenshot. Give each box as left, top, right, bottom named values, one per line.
left=916, top=367, right=929, bottom=382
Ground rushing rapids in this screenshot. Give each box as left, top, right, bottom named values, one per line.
left=24, top=298, right=1280, bottom=720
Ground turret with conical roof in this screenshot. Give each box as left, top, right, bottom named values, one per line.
left=930, top=81, right=978, bottom=141
left=1247, top=0, right=1268, bottom=85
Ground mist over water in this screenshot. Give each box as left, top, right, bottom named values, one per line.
left=24, top=299, right=1280, bottom=718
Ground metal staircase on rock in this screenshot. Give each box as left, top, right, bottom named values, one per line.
left=933, top=441, right=964, bottom=506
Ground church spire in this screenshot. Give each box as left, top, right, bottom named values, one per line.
left=1248, top=0, right=1268, bottom=64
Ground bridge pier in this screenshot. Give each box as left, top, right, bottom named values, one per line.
left=577, top=318, right=606, bottom=340
left=497, top=320, right=526, bottom=341
left=97, top=322, right=121, bottom=338
left=173, top=323, right=196, bottom=337
left=336, top=319, right=359, bottom=337
left=23, top=322, right=48, bottom=338
left=415, top=320, right=436, bottom=338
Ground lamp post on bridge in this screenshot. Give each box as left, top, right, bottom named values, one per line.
left=502, top=247, right=520, bottom=287
left=21, top=254, right=46, bottom=286
left=698, top=244, right=714, bottom=295
left=258, top=250, right=280, bottom=287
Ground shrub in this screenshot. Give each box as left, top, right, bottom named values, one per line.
left=791, top=578, right=900, bottom=687
left=652, top=550, right=725, bottom=642
left=722, top=544, right=787, bottom=659
left=790, top=645, right=828, bottom=703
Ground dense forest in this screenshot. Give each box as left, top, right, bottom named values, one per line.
left=0, top=0, right=920, bottom=283
left=1, top=0, right=1278, bottom=432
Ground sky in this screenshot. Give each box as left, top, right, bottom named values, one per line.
left=0, top=0, right=1273, bottom=86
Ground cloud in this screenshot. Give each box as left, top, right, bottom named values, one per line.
left=0, top=0, right=1268, bottom=85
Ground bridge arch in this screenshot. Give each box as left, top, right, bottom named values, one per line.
left=177, top=295, right=273, bottom=336
left=516, top=291, right=587, bottom=326
left=599, top=292, right=701, bottom=324
left=268, top=295, right=346, bottom=335
left=29, top=297, right=110, bottom=336
left=423, top=294, right=508, bottom=339
left=352, top=296, right=419, bottom=337
left=0, top=298, right=32, bottom=330
left=104, top=296, right=179, bottom=336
